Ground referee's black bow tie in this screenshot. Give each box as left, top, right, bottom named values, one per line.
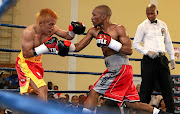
left=151, top=20, right=157, bottom=24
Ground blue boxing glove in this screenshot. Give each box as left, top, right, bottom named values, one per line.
left=56, top=40, right=75, bottom=56
left=96, top=31, right=122, bottom=52
left=68, top=21, right=86, bottom=37
left=33, top=37, right=58, bottom=56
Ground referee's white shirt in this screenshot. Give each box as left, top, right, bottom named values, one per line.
left=133, top=19, right=175, bottom=60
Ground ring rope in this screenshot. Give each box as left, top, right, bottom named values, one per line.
left=1, top=67, right=180, bottom=78
left=0, top=89, right=180, bottom=96
left=0, top=67, right=102, bottom=75
left=0, top=89, right=90, bottom=93
left=1, top=23, right=180, bottom=44
left=0, top=48, right=180, bottom=63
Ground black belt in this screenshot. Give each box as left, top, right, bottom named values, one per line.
left=158, top=52, right=165, bottom=56
left=144, top=52, right=165, bottom=58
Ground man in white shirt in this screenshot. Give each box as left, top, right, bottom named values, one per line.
left=133, top=4, right=175, bottom=113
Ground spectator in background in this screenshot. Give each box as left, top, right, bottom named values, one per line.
left=53, top=85, right=58, bottom=90
left=65, top=94, right=71, bottom=105
left=65, top=94, right=70, bottom=101
left=47, top=81, right=53, bottom=90
left=67, top=95, right=83, bottom=113
left=79, top=94, right=86, bottom=107
left=47, top=81, right=53, bottom=97
left=5, top=71, right=19, bottom=89
left=53, top=85, right=61, bottom=99
left=47, top=92, right=55, bottom=99
left=136, top=84, right=141, bottom=95
left=59, top=94, right=69, bottom=106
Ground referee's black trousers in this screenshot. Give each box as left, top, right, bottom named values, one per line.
left=140, top=55, right=175, bottom=113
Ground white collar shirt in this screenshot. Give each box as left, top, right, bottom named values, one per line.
left=133, top=19, right=175, bottom=60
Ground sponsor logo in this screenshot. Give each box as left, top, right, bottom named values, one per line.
left=96, top=39, right=107, bottom=45
left=175, top=106, right=180, bottom=112
left=174, top=96, right=180, bottom=103
left=173, top=86, right=180, bottom=94
left=49, top=48, right=56, bottom=52
left=172, top=78, right=180, bottom=84
left=161, top=28, right=165, bottom=36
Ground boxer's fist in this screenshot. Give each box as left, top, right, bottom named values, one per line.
left=170, top=59, right=176, bottom=70
left=33, top=37, right=58, bottom=56
left=56, top=40, right=71, bottom=56
left=96, top=31, right=122, bottom=52
left=69, top=21, right=86, bottom=34
left=96, top=31, right=111, bottom=47
left=43, top=37, right=58, bottom=53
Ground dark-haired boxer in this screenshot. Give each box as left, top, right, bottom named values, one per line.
left=15, top=8, right=85, bottom=101
left=56, top=5, right=169, bottom=114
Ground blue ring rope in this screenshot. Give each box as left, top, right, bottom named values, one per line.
left=1, top=89, right=180, bottom=96
left=1, top=23, right=180, bottom=44
left=1, top=67, right=180, bottom=78
left=0, top=89, right=90, bottom=93
left=0, top=48, right=180, bottom=64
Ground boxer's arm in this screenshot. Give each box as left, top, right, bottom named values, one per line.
left=33, top=37, right=58, bottom=56
left=54, top=21, right=86, bottom=40
left=56, top=28, right=94, bottom=56
left=54, top=26, right=74, bottom=40
left=74, top=28, right=94, bottom=52
left=22, top=29, right=35, bottom=58
left=116, top=25, right=133, bottom=55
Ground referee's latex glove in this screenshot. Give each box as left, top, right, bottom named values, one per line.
left=170, top=59, right=176, bottom=70
left=147, top=51, right=159, bottom=59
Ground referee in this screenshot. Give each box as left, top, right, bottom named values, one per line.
left=133, top=4, right=175, bottom=113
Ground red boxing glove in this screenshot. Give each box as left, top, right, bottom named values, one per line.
left=33, top=37, right=58, bottom=56
left=43, top=37, right=58, bottom=52
left=96, top=31, right=122, bottom=52
left=96, top=31, right=111, bottom=47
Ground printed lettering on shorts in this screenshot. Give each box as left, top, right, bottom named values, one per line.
left=100, top=77, right=108, bottom=86
left=34, top=55, right=42, bottom=61
left=100, top=71, right=118, bottom=86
